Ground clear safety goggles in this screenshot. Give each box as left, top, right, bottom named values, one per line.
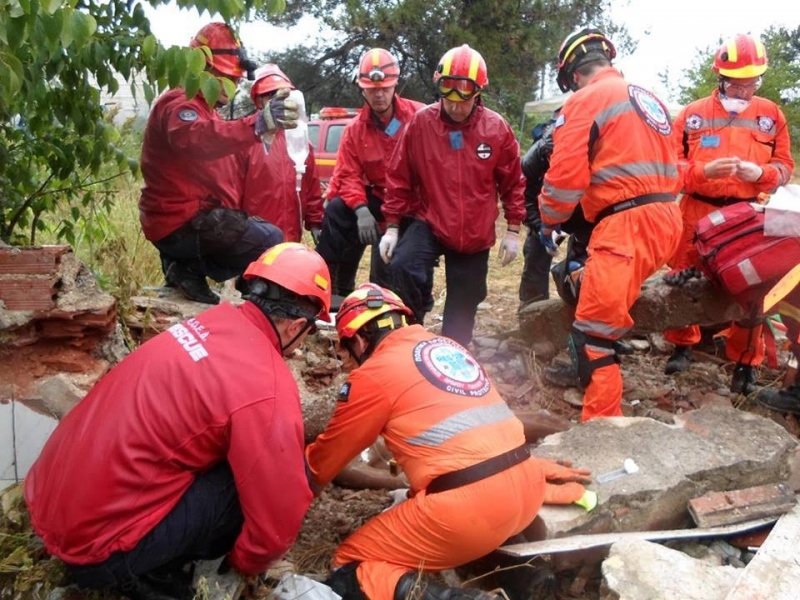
left=722, top=77, right=762, bottom=96
left=436, top=76, right=482, bottom=101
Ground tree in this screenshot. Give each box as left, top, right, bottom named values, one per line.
left=256, top=0, right=629, bottom=124
left=0, top=0, right=285, bottom=244
left=675, top=26, right=800, bottom=155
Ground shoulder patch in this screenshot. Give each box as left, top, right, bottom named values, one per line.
left=178, top=109, right=199, bottom=122
left=627, top=85, right=672, bottom=136
left=412, top=337, right=491, bottom=397
left=338, top=381, right=351, bottom=402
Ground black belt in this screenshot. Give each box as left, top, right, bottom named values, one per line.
left=691, top=193, right=756, bottom=207
left=426, top=444, right=530, bottom=495
left=595, top=193, right=674, bottom=222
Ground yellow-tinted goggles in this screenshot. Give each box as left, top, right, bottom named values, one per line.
left=437, top=77, right=481, bottom=101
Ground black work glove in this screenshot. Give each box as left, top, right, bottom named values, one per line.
left=663, top=266, right=703, bottom=287
left=310, top=227, right=321, bottom=246
left=355, top=205, right=380, bottom=245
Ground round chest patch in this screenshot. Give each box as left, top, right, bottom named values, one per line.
left=757, top=115, right=775, bottom=133
left=476, top=142, right=492, bottom=160
left=413, top=337, right=490, bottom=397
left=628, top=85, right=671, bottom=136
left=178, top=109, right=199, bottom=122
left=685, top=114, right=703, bottom=131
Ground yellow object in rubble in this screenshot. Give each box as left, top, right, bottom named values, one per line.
left=574, top=489, right=598, bottom=512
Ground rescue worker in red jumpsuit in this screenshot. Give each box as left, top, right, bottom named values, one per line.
left=139, top=23, right=299, bottom=305
left=379, top=45, right=525, bottom=347
left=25, top=243, right=332, bottom=600
left=538, top=28, right=683, bottom=421
left=241, top=64, right=324, bottom=244
left=307, top=283, right=594, bottom=600
left=315, top=48, right=425, bottom=298
left=661, top=34, right=794, bottom=394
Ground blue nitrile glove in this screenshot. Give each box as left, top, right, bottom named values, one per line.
left=538, top=223, right=561, bottom=257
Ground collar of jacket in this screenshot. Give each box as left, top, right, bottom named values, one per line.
left=240, top=300, right=283, bottom=353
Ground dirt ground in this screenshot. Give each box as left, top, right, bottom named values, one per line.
left=2, top=232, right=798, bottom=600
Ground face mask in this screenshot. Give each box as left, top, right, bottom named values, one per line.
left=720, top=96, right=751, bottom=115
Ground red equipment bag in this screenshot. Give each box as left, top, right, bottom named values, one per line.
left=694, top=202, right=800, bottom=298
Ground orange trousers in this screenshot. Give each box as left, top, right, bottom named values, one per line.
left=331, top=458, right=545, bottom=600
left=664, top=195, right=764, bottom=365
left=575, top=203, right=682, bottom=421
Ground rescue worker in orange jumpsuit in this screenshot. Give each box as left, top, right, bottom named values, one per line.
left=242, top=64, right=324, bottom=244
left=306, top=283, right=595, bottom=600
left=661, top=34, right=794, bottom=394
left=757, top=284, right=800, bottom=412
left=379, top=45, right=525, bottom=347
left=315, top=48, right=425, bottom=298
left=538, top=28, right=682, bottom=421
left=139, top=23, right=299, bottom=305
left=25, top=243, right=332, bottom=600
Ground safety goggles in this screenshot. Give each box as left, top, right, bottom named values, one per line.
left=212, top=47, right=257, bottom=80
left=722, top=77, right=761, bottom=96
left=436, top=76, right=482, bottom=101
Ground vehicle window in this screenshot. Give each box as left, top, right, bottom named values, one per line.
left=307, top=123, right=321, bottom=152
left=325, top=124, right=346, bottom=153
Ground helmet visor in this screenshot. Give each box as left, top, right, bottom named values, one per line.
left=437, top=76, right=481, bottom=101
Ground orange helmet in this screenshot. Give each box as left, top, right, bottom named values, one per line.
left=433, top=44, right=488, bottom=101
left=250, top=64, right=294, bottom=105
left=243, top=243, right=332, bottom=322
left=190, top=22, right=256, bottom=80
left=556, top=27, right=616, bottom=92
left=356, top=48, right=400, bottom=89
left=713, top=34, right=768, bottom=78
left=336, top=283, right=412, bottom=339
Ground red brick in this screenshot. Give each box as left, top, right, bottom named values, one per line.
left=0, top=245, right=70, bottom=276
left=0, top=278, right=58, bottom=310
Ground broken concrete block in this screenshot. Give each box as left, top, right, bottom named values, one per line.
left=724, top=502, right=800, bottom=599
left=688, top=483, right=796, bottom=528
left=531, top=407, right=797, bottom=540
left=601, top=539, right=739, bottom=600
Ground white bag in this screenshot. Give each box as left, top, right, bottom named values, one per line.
left=270, top=573, right=342, bottom=600
left=764, top=184, right=800, bottom=237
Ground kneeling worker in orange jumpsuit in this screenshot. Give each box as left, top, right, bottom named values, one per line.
left=538, top=28, right=682, bottom=421
left=305, top=283, right=595, bottom=600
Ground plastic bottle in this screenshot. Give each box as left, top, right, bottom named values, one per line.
left=284, top=89, right=309, bottom=192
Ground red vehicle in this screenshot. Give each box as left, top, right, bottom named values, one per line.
left=307, top=107, right=358, bottom=190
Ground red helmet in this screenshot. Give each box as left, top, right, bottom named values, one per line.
left=243, top=243, right=332, bottom=322
left=336, top=283, right=413, bottom=339
left=433, top=45, right=488, bottom=101
left=250, top=64, right=294, bottom=105
left=189, top=22, right=255, bottom=80
left=556, top=27, right=616, bottom=92
left=713, top=34, right=768, bottom=78
left=356, top=48, right=400, bottom=89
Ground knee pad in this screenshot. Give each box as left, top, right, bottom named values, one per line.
left=568, top=329, right=617, bottom=388
left=325, top=562, right=367, bottom=600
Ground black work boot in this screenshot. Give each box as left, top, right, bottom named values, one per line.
left=543, top=360, right=580, bottom=388
left=394, top=572, right=500, bottom=600
left=730, top=363, right=757, bottom=395
left=325, top=562, right=367, bottom=600
left=756, top=384, right=800, bottom=414
left=166, top=263, right=220, bottom=305
left=613, top=339, right=635, bottom=355
left=664, top=345, right=692, bottom=375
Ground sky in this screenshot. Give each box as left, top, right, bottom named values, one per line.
left=144, top=0, right=799, bottom=102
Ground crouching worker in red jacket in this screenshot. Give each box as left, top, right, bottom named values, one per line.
left=24, top=243, right=332, bottom=600
left=306, top=283, right=595, bottom=600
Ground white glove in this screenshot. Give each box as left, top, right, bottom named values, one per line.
left=379, top=227, right=399, bottom=264
left=382, top=488, right=409, bottom=512
left=736, top=161, right=763, bottom=182
left=498, top=230, right=520, bottom=266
